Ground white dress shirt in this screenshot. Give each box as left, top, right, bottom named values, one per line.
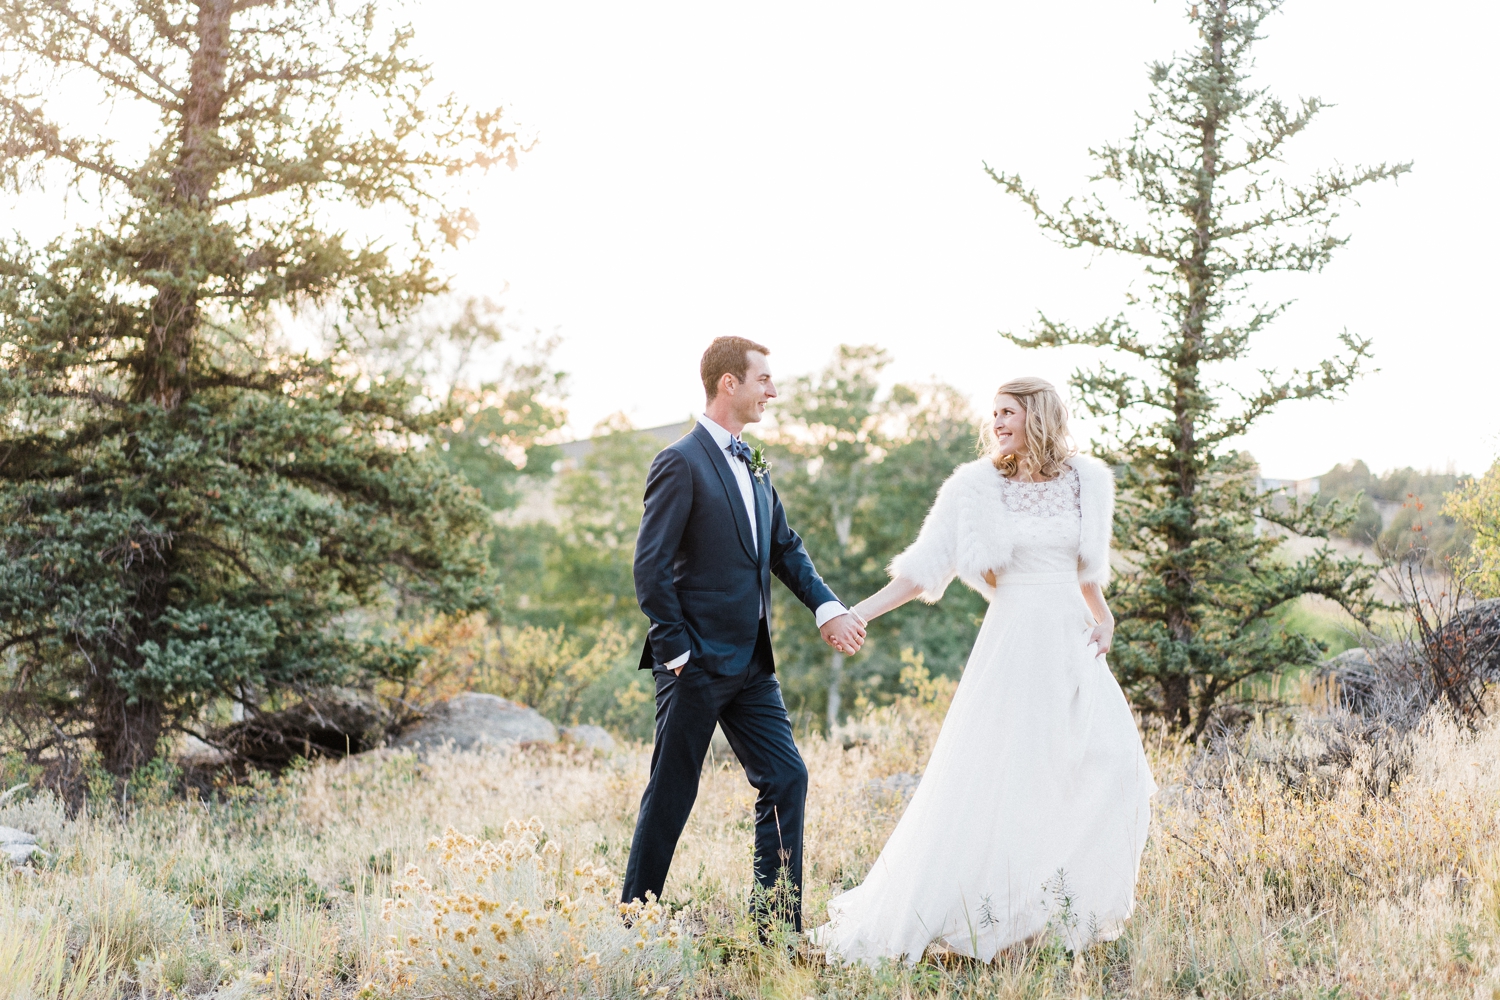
left=661, top=414, right=847, bottom=670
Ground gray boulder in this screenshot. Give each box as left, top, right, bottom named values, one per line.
left=561, top=724, right=617, bottom=753
left=0, top=785, right=70, bottom=856
left=1437, top=598, right=1500, bottom=681
left=394, top=693, right=557, bottom=752
left=3, top=843, right=45, bottom=866
left=177, top=735, right=232, bottom=768
left=1322, top=647, right=1377, bottom=703
left=1319, top=644, right=1432, bottom=729
left=0, top=824, right=43, bottom=867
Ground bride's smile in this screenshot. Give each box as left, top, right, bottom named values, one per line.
left=992, top=394, right=1028, bottom=464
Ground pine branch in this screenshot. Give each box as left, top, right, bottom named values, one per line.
left=172, top=532, right=268, bottom=588
left=1216, top=162, right=1412, bottom=244
left=1197, top=302, right=1287, bottom=363
left=1206, top=332, right=1372, bottom=443
left=1003, top=312, right=1151, bottom=356
left=21, top=0, right=186, bottom=106
left=1071, top=362, right=1149, bottom=421
left=0, top=95, right=134, bottom=189
left=985, top=167, right=1178, bottom=261
left=1216, top=95, right=1324, bottom=173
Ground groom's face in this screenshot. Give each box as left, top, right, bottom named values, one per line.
left=729, top=351, right=777, bottom=425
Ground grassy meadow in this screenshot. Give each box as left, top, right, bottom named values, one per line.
left=4, top=670, right=1500, bottom=1000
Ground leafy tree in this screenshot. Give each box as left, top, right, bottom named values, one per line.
left=0, top=0, right=523, bottom=773
left=859, top=388, right=991, bottom=694
left=988, top=0, right=1404, bottom=737
left=472, top=620, right=630, bottom=726
left=519, top=414, right=663, bottom=635
left=1445, top=460, right=1500, bottom=598
left=348, top=296, right=570, bottom=512
left=440, top=364, right=567, bottom=514
left=763, top=345, right=887, bottom=728
left=764, top=346, right=984, bottom=729
left=487, top=415, right=669, bottom=737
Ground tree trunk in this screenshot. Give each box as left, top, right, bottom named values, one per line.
left=92, top=537, right=174, bottom=775
left=1156, top=0, right=1228, bottom=735
left=1188, top=678, right=1222, bottom=743
left=133, top=0, right=233, bottom=410
left=1161, top=672, right=1192, bottom=733
left=104, top=1, right=235, bottom=772
left=91, top=671, right=165, bottom=777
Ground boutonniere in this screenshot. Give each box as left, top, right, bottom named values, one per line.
left=748, top=444, right=772, bottom=482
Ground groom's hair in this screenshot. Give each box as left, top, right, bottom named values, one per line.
left=701, top=336, right=771, bottom=399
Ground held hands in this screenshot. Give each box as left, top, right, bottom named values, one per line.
left=821, top=611, right=867, bottom=655
left=673, top=610, right=868, bottom=673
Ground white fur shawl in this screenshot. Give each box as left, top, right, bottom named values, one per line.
left=888, top=454, right=1115, bottom=602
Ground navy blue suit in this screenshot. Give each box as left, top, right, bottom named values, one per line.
left=622, top=421, right=839, bottom=928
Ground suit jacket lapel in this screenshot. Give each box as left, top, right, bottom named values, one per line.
left=754, top=474, right=771, bottom=567
left=754, top=474, right=772, bottom=611
left=690, top=423, right=757, bottom=562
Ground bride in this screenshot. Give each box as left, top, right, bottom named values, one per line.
left=810, top=377, right=1156, bottom=964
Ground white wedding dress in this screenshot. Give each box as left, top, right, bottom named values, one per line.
left=811, top=469, right=1156, bottom=964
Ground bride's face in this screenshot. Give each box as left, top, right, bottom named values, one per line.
left=992, top=393, right=1028, bottom=457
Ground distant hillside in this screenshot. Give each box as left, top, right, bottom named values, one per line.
left=1315, top=460, right=1470, bottom=562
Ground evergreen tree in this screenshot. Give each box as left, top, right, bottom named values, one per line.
left=989, top=0, right=1406, bottom=737
left=0, top=0, right=523, bottom=773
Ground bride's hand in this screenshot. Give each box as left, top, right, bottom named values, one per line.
left=1087, top=618, right=1114, bottom=657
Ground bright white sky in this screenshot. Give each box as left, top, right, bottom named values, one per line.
left=7, top=2, right=1495, bottom=479
left=408, top=0, right=1499, bottom=479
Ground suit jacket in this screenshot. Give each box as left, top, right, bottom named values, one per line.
left=634, top=422, right=839, bottom=675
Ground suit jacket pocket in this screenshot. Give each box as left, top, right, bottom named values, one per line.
left=679, top=588, right=757, bottom=661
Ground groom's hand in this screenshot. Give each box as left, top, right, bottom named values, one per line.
left=820, top=613, right=866, bottom=655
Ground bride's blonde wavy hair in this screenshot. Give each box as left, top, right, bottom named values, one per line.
left=985, top=377, right=1076, bottom=480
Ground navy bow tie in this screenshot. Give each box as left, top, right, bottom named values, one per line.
left=728, top=438, right=754, bottom=465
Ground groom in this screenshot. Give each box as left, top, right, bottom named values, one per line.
left=621, top=336, right=866, bottom=930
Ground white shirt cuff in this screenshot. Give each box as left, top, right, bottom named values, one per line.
left=814, top=601, right=849, bottom=628
left=665, top=603, right=847, bottom=667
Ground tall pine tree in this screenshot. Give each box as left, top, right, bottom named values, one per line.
left=0, top=0, right=522, bottom=773
left=990, top=0, right=1406, bottom=737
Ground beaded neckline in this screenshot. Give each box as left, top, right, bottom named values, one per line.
left=996, top=466, right=1081, bottom=518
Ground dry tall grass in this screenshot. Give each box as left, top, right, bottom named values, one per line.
left=3, top=683, right=1499, bottom=998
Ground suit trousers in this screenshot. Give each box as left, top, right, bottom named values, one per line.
left=621, top=621, right=809, bottom=929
